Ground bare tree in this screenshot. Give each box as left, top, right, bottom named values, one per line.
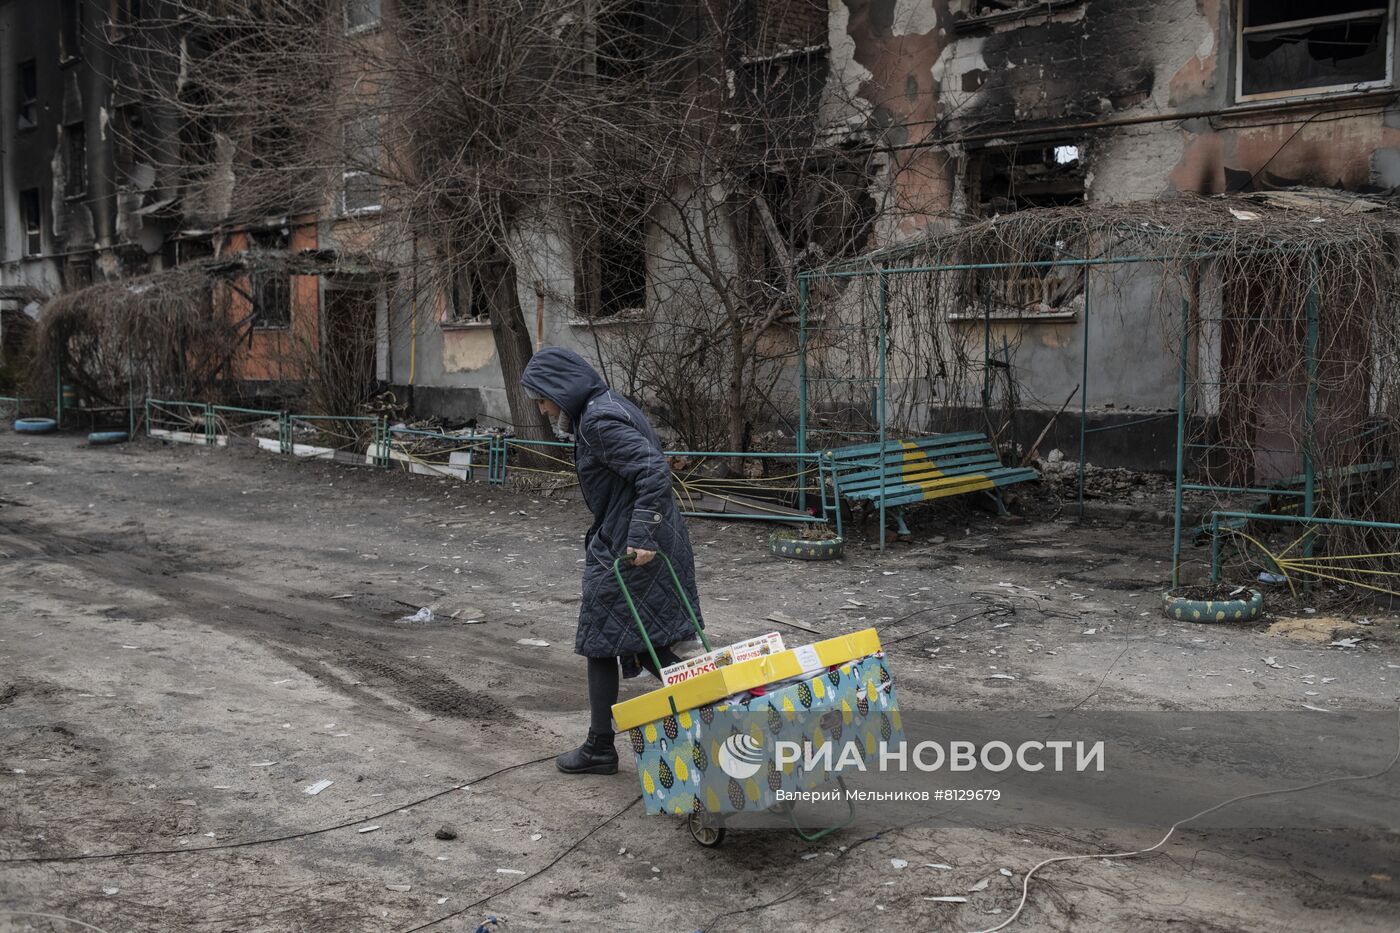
left=122, top=0, right=923, bottom=449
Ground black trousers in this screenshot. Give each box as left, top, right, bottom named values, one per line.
left=586, top=647, right=680, bottom=736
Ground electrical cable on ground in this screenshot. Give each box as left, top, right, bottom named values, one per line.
left=399, top=795, right=642, bottom=933
left=965, top=704, right=1400, bottom=933
left=0, top=754, right=559, bottom=865
left=0, top=911, right=114, bottom=933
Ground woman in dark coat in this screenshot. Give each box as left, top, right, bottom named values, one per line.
left=520, top=347, right=704, bottom=774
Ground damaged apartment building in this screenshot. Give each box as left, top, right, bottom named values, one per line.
left=5, top=1, right=1399, bottom=472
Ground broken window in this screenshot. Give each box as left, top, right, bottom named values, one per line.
left=1237, top=1, right=1392, bottom=99
left=114, top=104, right=145, bottom=182
left=61, top=0, right=82, bottom=60
left=17, top=61, right=37, bottom=130
left=345, top=0, right=381, bottom=33
left=341, top=116, right=381, bottom=214
left=575, top=210, right=647, bottom=320
left=65, top=123, right=87, bottom=196
left=961, top=144, right=1086, bottom=318
left=249, top=228, right=291, bottom=328
left=446, top=265, right=494, bottom=325
left=20, top=189, right=42, bottom=257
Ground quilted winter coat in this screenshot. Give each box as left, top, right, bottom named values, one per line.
left=520, top=347, right=704, bottom=671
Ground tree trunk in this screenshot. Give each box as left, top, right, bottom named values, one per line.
left=485, top=258, right=552, bottom=444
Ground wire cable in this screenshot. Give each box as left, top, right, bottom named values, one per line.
left=0, top=911, right=114, bottom=933
left=966, top=705, right=1400, bottom=933
left=399, top=795, right=642, bottom=933
left=0, top=754, right=559, bottom=865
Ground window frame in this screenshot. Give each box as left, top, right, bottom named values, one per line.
left=108, top=0, right=142, bottom=41
left=249, top=229, right=292, bottom=330
left=444, top=264, right=494, bottom=328
left=20, top=188, right=43, bottom=258
left=344, top=0, right=382, bottom=35
left=17, top=60, right=38, bottom=131
left=339, top=115, right=382, bottom=216
left=64, top=122, right=88, bottom=198
left=60, top=0, right=83, bottom=62
left=1235, top=1, right=1396, bottom=103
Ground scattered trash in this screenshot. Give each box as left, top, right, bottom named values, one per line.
left=496, top=868, right=525, bottom=875
left=891, top=858, right=908, bottom=869
left=103, top=887, right=119, bottom=896
left=397, top=607, right=434, bottom=624
left=1257, top=572, right=1286, bottom=585
left=986, top=674, right=1017, bottom=681
left=517, top=638, right=550, bottom=647
left=435, top=825, right=458, bottom=841
left=1329, top=637, right=1363, bottom=649
left=999, top=868, right=1013, bottom=877
left=358, top=825, right=381, bottom=833
left=765, top=611, right=818, bottom=634
left=1081, top=628, right=1097, bottom=635
left=1228, top=207, right=1261, bottom=221
left=1262, top=657, right=1282, bottom=669
left=436, top=897, right=449, bottom=905
left=530, top=833, right=542, bottom=841
left=926, top=863, right=953, bottom=870
left=475, top=919, right=500, bottom=933
left=303, top=779, right=334, bottom=796
left=385, top=883, right=412, bottom=892
left=329, top=594, right=355, bottom=600
left=1302, top=703, right=1331, bottom=713
left=968, top=877, right=990, bottom=892
left=250, top=761, right=278, bottom=767
left=800, top=853, right=820, bottom=860
left=923, top=896, right=968, bottom=904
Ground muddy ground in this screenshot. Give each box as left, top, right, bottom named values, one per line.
left=1, top=431, right=1398, bottom=932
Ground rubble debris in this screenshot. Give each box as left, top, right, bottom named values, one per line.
left=303, top=779, right=334, bottom=796
left=435, top=825, right=458, bottom=841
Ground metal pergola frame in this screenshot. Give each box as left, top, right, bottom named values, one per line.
left=795, top=243, right=1345, bottom=579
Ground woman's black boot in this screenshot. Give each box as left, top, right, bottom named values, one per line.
left=556, top=730, right=619, bottom=774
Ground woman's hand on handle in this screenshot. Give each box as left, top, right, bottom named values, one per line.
left=626, top=546, right=657, bottom=567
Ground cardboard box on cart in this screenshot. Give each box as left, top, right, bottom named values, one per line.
left=613, top=628, right=904, bottom=817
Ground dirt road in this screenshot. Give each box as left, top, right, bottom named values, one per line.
left=2, top=433, right=1397, bottom=931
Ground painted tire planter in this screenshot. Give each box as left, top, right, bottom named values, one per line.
left=769, top=533, right=844, bottom=561
left=1162, top=586, right=1263, bottom=624
left=88, top=431, right=129, bottom=445
left=13, top=417, right=57, bottom=434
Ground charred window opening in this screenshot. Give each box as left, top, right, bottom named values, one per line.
left=178, top=82, right=218, bottom=175
left=250, top=228, right=291, bottom=329
left=108, top=0, right=142, bottom=41
left=968, top=144, right=1086, bottom=215
left=341, top=116, right=381, bottom=214
left=575, top=203, right=648, bottom=320
left=962, top=144, right=1086, bottom=319
left=61, top=0, right=82, bottom=61
left=65, top=123, right=88, bottom=197
left=20, top=189, right=43, bottom=257
left=65, top=257, right=94, bottom=291
left=345, top=0, right=381, bottom=34
left=17, top=60, right=37, bottom=131
left=954, top=0, right=1085, bottom=33
left=447, top=264, right=495, bottom=325
left=114, top=104, right=146, bottom=182
left=175, top=236, right=213, bottom=266
left=1237, top=1, right=1393, bottom=99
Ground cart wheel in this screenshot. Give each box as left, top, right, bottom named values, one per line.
left=688, top=812, right=726, bottom=848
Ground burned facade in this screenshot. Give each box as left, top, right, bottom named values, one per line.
left=5, top=0, right=1398, bottom=471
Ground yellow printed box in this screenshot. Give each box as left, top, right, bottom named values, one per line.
left=626, top=650, right=903, bottom=816
left=612, top=628, right=883, bottom=733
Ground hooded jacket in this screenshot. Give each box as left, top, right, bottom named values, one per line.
left=520, top=347, right=703, bottom=668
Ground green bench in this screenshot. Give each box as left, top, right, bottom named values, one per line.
left=823, top=433, right=1038, bottom=534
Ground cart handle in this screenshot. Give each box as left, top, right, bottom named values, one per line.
left=612, top=550, right=712, bottom=679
